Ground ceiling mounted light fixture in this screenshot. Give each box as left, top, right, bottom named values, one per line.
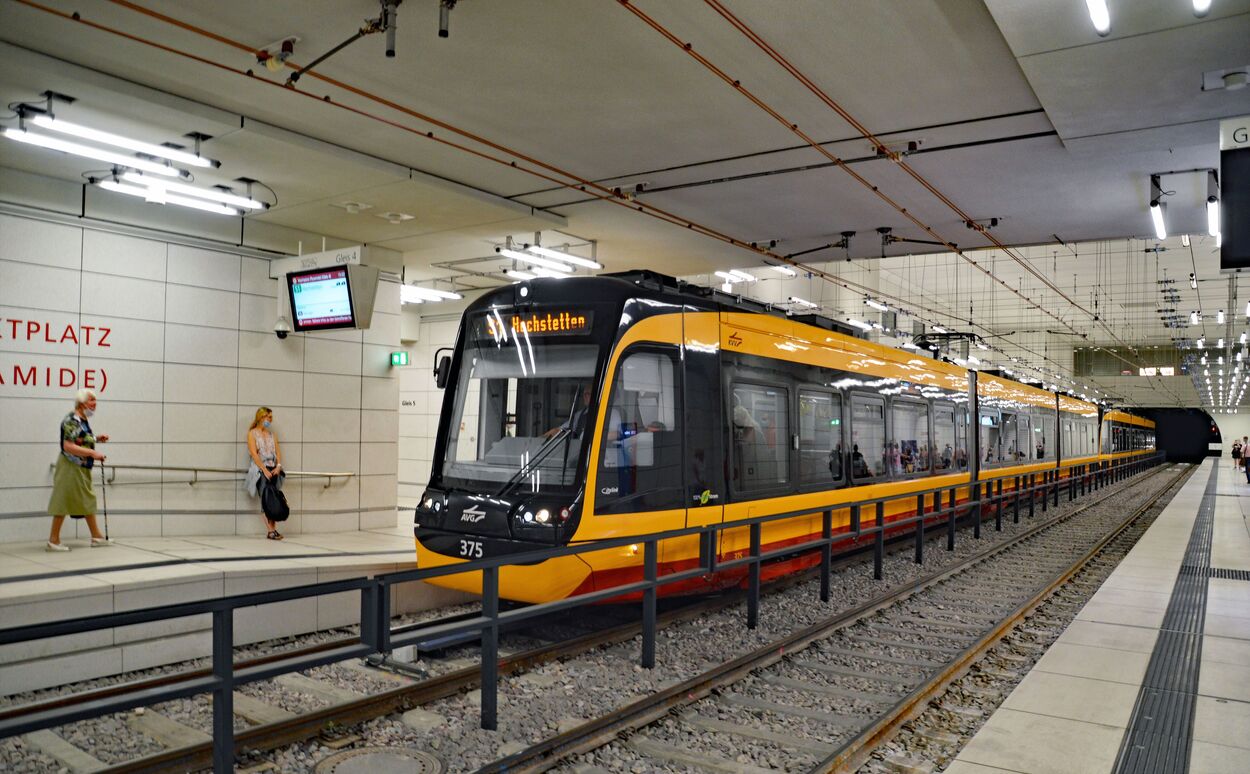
left=1085, top=0, right=1111, bottom=36
left=789, top=296, right=819, bottom=309
left=4, top=127, right=189, bottom=178
left=503, top=269, right=536, bottom=281
left=1219, top=309, right=1226, bottom=324
left=1191, top=310, right=1201, bottom=325
left=29, top=114, right=219, bottom=168
left=865, top=298, right=890, bottom=312
left=769, top=264, right=797, bottom=277
left=403, top=285, right=462, bottom=301
left=96, top=179, right=239, bottom=215
left=499, top=247, right=571, bottom=273
left=714, top=271, right=741, bottom=283
left=1149, top=174, right=1168, bottom=240
left=121, top=172, right=268, bottom=210
left=527, top=244, right=602, bottom=270
left=932, top=325, right=948, bottom=333
left=1207, top=170, right=1221, bottom=237
left=1190, top=272, right=1198, bottom=289
left=728, top=269, right=756, bottom=283
left=1193, top=0, right=1213, bottom=17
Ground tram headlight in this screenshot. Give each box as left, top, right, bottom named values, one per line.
left=422, top=496, right=435, bottom=510
left=535, top=508, right=551, bottom=524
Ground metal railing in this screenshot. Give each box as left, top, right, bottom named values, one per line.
left=45, top=462, right=355, bottom=489
left=0, top=452, right=1164, bottom=773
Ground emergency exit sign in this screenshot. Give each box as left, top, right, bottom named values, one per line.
left=390, top=351, right=409, bottom=366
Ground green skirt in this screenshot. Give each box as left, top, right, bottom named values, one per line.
left=47, top=456, right=97, bottom=516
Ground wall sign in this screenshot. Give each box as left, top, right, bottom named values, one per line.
left=0, top=317, right=112, bottom=391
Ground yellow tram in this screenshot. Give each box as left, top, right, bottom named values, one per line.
left=414, top=273, right=1155, bottom=603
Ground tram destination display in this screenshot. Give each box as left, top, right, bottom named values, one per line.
left=473, top=309, right=594, bottom=339
left=287, top=267, right=357, bottom=332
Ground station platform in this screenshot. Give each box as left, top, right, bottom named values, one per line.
left=0, top=524, right=469, bottom=697
left=947, top=458, right=1250, bottom=774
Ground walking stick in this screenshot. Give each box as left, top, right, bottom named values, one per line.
left=99, top=462, right=109, bottom=541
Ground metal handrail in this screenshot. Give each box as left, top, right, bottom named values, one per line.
left=46, top=462, right=355, bottom=489
left=0, top=452, right=1165, bottom=773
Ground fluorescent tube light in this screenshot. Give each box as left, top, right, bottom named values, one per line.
left=530, top=267, right=569, bottom=279
left=1219, top=309, right=1226, bottom=324
left=901, top=340, right=919, bottom=350
left=1182, top=234, right=1191, bottom=247
left=499, top=248, right=571, bottom=273
left=4, top=128, right=187, bottom=177
left=1150, top=201, right=1167, bottom=240
left=1191, top=311, right=1201, bottom=325
left=714, top=271, right=739, bottom=283
left=97, top=180, right=238, bottom=215
left=405, top=286, right=462, bottom=301
left=769, top=264, right=797, bottom=277
left=400, top=286, right=428, bottom=304
left=865, top=298, right=889, bottom=312
left=1193, top=0, right=1212, bottom=16
left=789, top=296, right=818, bottom=308
left=503, top=269, right=536, bottom=281
left=1086, top=0, right=1111, bottom=35
left=1219, top=339, right=1225, bottom=349
left=1208, top=198, right=1220, bottom=238
left=976, top=341, right=989, bottom=350
left=932, top=325, right=947, bottom=333
left=527, top=245, right=601, bottom=269
left=729, top=269, right=756, bottom=282
left=121, top=172, right=266, bottom=210
left=30, top=115, right=217, bottom=168
left=1198, top=338, right=1205, bottom=349
left=845, top=318, right=873, bottom=330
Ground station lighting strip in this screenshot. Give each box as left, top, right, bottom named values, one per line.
left=32, top=0, right=1129, bottom=402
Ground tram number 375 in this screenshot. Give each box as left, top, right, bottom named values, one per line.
left=458, top=539, right=484, bottom=559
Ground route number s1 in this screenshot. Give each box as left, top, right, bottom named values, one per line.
left=458, top=539, right=483, bottom=559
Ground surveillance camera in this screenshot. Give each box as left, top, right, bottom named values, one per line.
left=274, top=316, right=292, bottom=340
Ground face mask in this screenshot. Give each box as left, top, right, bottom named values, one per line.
left=262, top=420, right=271, bottom=428
left=84, top=409, right=95, bottom=418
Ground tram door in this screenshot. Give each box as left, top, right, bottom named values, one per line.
left=683, top=310, right=725, bottom=532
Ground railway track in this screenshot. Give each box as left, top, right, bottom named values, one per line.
left=0, top=464, right=1173, bottom=773
left=492, top=463, right=1191, bottom=773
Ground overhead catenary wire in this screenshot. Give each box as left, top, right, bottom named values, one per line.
left=17, top=0, right=1136, bottom=402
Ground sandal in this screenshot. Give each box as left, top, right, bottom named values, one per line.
left=266, top=530, right=284, bottom=541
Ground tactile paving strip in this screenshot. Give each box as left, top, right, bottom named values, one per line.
left=1112, top=465, right=1217, bottom=774
left=1178, top=565, right=1250, bottom=581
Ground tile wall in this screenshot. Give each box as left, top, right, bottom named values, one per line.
left=0, top=213, right=401, bottom=541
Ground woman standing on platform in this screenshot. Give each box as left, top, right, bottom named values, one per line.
left=245, top=407, right=285, bottom=540
left=46, top=389, right=112, bottom=551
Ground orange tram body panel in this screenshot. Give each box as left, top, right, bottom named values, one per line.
left=413, top=274, right=1155, bottom=603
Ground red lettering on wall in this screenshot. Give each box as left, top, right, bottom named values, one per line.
left=14, top=365, right=36, bottom=386
left=59, top=368, right=76, bottom=388
left=61, top=325, right=79, bottom=345
left=96, top=327, right=111, bottom=348
left=26, top=321, right=40, bottom=340
left=83, top=369, right=97, bottom=389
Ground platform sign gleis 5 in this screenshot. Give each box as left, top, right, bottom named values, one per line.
left=475, top=310, right=594, bottom=339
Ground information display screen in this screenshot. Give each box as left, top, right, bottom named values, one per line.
left=288, top=267, right=356, bottom=332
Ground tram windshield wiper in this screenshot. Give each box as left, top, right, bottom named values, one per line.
left=495, top=428, right=573, bottom=497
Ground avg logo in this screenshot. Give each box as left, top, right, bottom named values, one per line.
left=728, top=332, right=744, bottom=347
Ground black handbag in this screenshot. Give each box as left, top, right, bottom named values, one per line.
left=260, top=470, right=290, bottom=522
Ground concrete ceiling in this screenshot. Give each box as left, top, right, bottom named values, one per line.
left=1, top=0, right=1248, bottom=409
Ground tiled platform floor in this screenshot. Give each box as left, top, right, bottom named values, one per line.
left=0, top=525, right=471, bottom=695
left=946, top=458, right=1250, bottom=774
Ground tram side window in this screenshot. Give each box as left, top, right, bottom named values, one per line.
left=890, top=400, right=931, bottom=475
left=850, top=396, right=887, bottom=480
left=596, top=349, right=683, bottom=512
left=733, top=383, right=790, bottom=491
left=1016, top=415, right=1032, bottom=462
left=1001, top=412, right=1018, bottom=463
left=955, top=407, right=969, bottom=471
left=980, top=411, right=1001, bottom=466
left=934, top=407, right=956, bottom=472
left=799, top=390, right=843, bottom=483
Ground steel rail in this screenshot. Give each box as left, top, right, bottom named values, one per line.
left=478, top=463, right=1186, bottom=773
left=811, top=463, right=1194, bottom=772
left=88, top=541, right=886, bottom=774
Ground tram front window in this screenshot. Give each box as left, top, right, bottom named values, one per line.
left=442, top=338, right=601, bottom=493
